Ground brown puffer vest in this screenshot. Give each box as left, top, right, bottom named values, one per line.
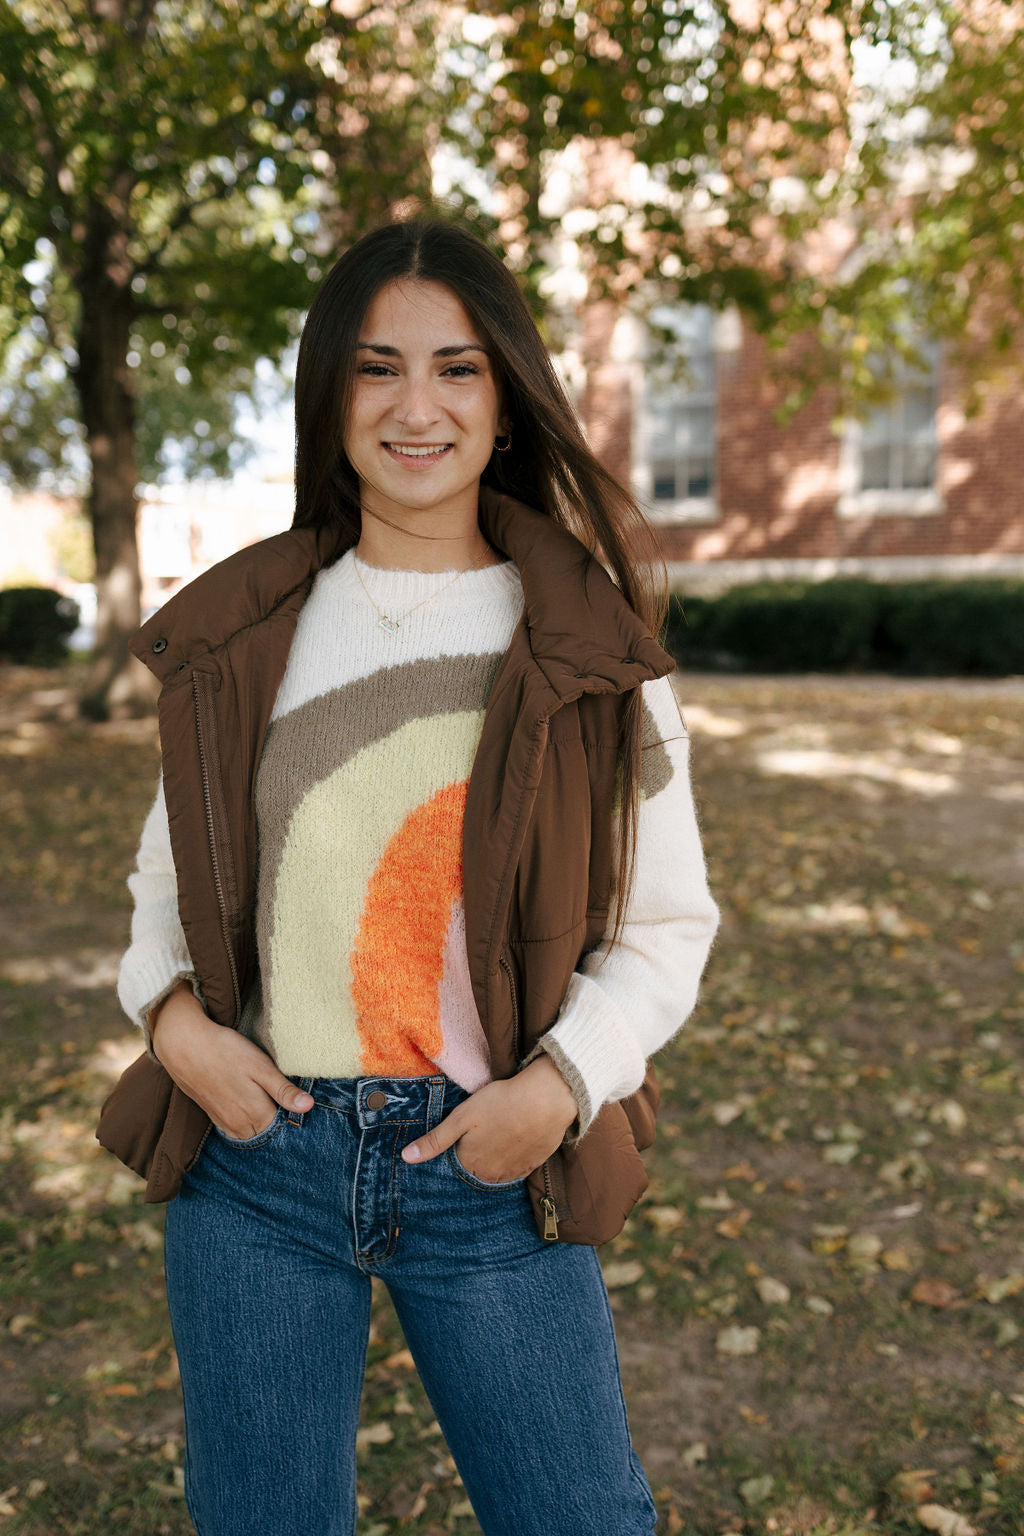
left=96, top=489, right=675, bottom=1244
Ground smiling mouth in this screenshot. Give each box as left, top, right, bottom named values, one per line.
left=384, top=442, right=453, bottom=458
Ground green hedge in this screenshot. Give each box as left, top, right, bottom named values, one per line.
left=664, top=578, right=1024, bottom=676
left=0, top=586, right=80, bottom=666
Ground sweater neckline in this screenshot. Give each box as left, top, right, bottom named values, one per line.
left=332, top=548, right=521, bottom=608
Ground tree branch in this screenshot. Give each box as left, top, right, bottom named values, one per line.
left=16, top=81, right=73, bottom=215
left=129, top=0, right=160, bottom=42
left=0, top=149, right=35, bottom=204
left=133, top=175, right=253, bottom=276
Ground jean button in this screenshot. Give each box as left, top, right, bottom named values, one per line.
left=365, top=1089, right=388, bottom=1112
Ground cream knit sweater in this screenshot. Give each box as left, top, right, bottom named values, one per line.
left=117, top=553, right=719, bottom=1135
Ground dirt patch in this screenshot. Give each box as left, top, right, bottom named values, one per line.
left=1, top=667, right=1023, bottom=1535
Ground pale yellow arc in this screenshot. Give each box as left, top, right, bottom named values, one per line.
left=266, top=710, right=484, bottom=1074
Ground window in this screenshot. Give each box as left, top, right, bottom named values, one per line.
left=636, top=305, right=717, bottom=522
left=840, top=343, right=941, bottom=516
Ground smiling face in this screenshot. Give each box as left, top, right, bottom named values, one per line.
left=343, top=279, right=504, bottom=538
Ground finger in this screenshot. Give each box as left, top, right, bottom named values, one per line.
left=257, top=1066, right=313, bottom=1114
left=402, top=1109, right=466, bottom=1164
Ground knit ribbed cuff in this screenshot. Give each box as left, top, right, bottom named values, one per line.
left=518, top=1038, right=585, bottom=1144
left=535, top=971, right=648, bottom=1139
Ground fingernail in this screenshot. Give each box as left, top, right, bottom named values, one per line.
left=402, top=1144, right=421, bottom=1163
left=293, top=1092, right=313, bottom=1110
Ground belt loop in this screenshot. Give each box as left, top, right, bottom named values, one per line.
left=427, top=1075, right=445, bottom=1131
left=287, top=1076, right=315, bottom=1127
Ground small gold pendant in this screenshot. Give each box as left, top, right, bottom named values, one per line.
left=378, top=614, right=400, bottom=634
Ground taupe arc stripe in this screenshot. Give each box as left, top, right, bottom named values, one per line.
left=254, top=650, right=505, bottom=904
left=639, top=700, right=674, bottom=802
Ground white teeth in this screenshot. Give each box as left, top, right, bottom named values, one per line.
left=387, top=443, right=451, bottom=457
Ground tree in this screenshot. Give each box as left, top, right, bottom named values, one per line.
left=449, top=2, right=853, bottom=317
left=449, top=0, right=1023, bottom=411
left=838, top=0, right=1024, bottom=405
left=0, top=0, right=441, bottom=714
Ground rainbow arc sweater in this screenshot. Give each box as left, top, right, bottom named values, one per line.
left=118, top=551, right=719, bottom=1134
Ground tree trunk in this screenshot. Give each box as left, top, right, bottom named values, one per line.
left=74, top=203, right=152, bottom=719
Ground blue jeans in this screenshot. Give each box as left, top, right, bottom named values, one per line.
left=164, top=1073, right=657, bottom=1536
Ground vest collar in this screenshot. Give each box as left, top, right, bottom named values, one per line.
left=478, top=488, right=673, bottom=698
left=132, top=489, right=672, bottom=697
left=132, top=521, right=350, bottom=683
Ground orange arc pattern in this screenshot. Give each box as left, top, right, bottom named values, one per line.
left=351, top=779, right=469, bottom=1076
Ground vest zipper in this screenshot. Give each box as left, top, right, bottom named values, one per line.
left=193, top=674, right=242, bottom=1024
left=499, top=953, right=522, bottom=1060
left=541, top=1163, right=560, bottom=1241
left=189, top=1122, right=213, bottom=1169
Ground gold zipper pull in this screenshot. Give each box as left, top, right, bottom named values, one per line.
left=542, top=1196, right=559, bottom=1242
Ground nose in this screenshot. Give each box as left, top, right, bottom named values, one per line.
left=394, top=372, right=442, bottom=431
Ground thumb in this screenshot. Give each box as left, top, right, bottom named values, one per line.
left=260, top=1066, right=313, bottom=1114
left=402, top=1108, right=465, bottom=1165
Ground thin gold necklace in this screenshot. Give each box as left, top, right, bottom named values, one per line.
left=352, top=551, right=491, bottom=634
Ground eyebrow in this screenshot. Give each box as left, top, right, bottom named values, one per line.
left=356, top=343, right=489, bottom=358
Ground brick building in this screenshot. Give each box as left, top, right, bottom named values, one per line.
left=581, top=299, right=1024, bottom=594
left=5, top=306, right=1022, bottom=611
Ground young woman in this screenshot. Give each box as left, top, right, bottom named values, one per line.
left=100, top=218, right=719, bottom=1536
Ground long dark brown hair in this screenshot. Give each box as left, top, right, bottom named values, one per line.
left=293, top=217, right=668, bottom=931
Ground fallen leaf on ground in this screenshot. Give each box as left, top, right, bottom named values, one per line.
left=146, top=1478, right=186, bottom=1500
left=910, top=1278, right=959, bottom=1309
left=355, top=1422, right=394, bottom=1451
left=407, top=1483, right=433, bottom=1518
left=711, top=1102, right=744, bottom=1126
left=929, top=1101, right=967, bottom=1134
left=755, top=1276, right=791, bottom=1304
left=739, top=1474, right=774, bottom=1505
left=698, top=1190, right=735, bottom=1211
left=603, top=1260, right=645, bottom=1289
left=722, top=1161, right=759, bottom=1181
left=916, top=1503, right=977, bottom=1536
left=812, top=1224, right=848, bottom=1255
left=715, top=1209, right=752, bottom=1239
left=976, top=1272, right=1024, bottom=1303
left=891, top=1469, right=938, bottom=1502
left=847, top=1232, right=884, bottom=1267
left=716, top=1325, right=760, bottom=1356
left=644, top=1205, right=684, bottom=1232
left=383, top=1348, right=415, bottom=1370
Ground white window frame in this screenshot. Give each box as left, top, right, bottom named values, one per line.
left=632, top=305, right=722, bottom=525
left=838, top=345, right=942, bottom=518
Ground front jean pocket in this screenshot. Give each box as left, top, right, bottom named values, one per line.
left=446, top=1142, right=528, bottom=1192
left=213, top=1106, right=286, bottom=1149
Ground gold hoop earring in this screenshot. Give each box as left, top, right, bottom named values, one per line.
left=493, top=429, right=512, bottom=453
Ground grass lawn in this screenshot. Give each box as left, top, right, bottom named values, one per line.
left=1, top=666, right=1022, bottom=1535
